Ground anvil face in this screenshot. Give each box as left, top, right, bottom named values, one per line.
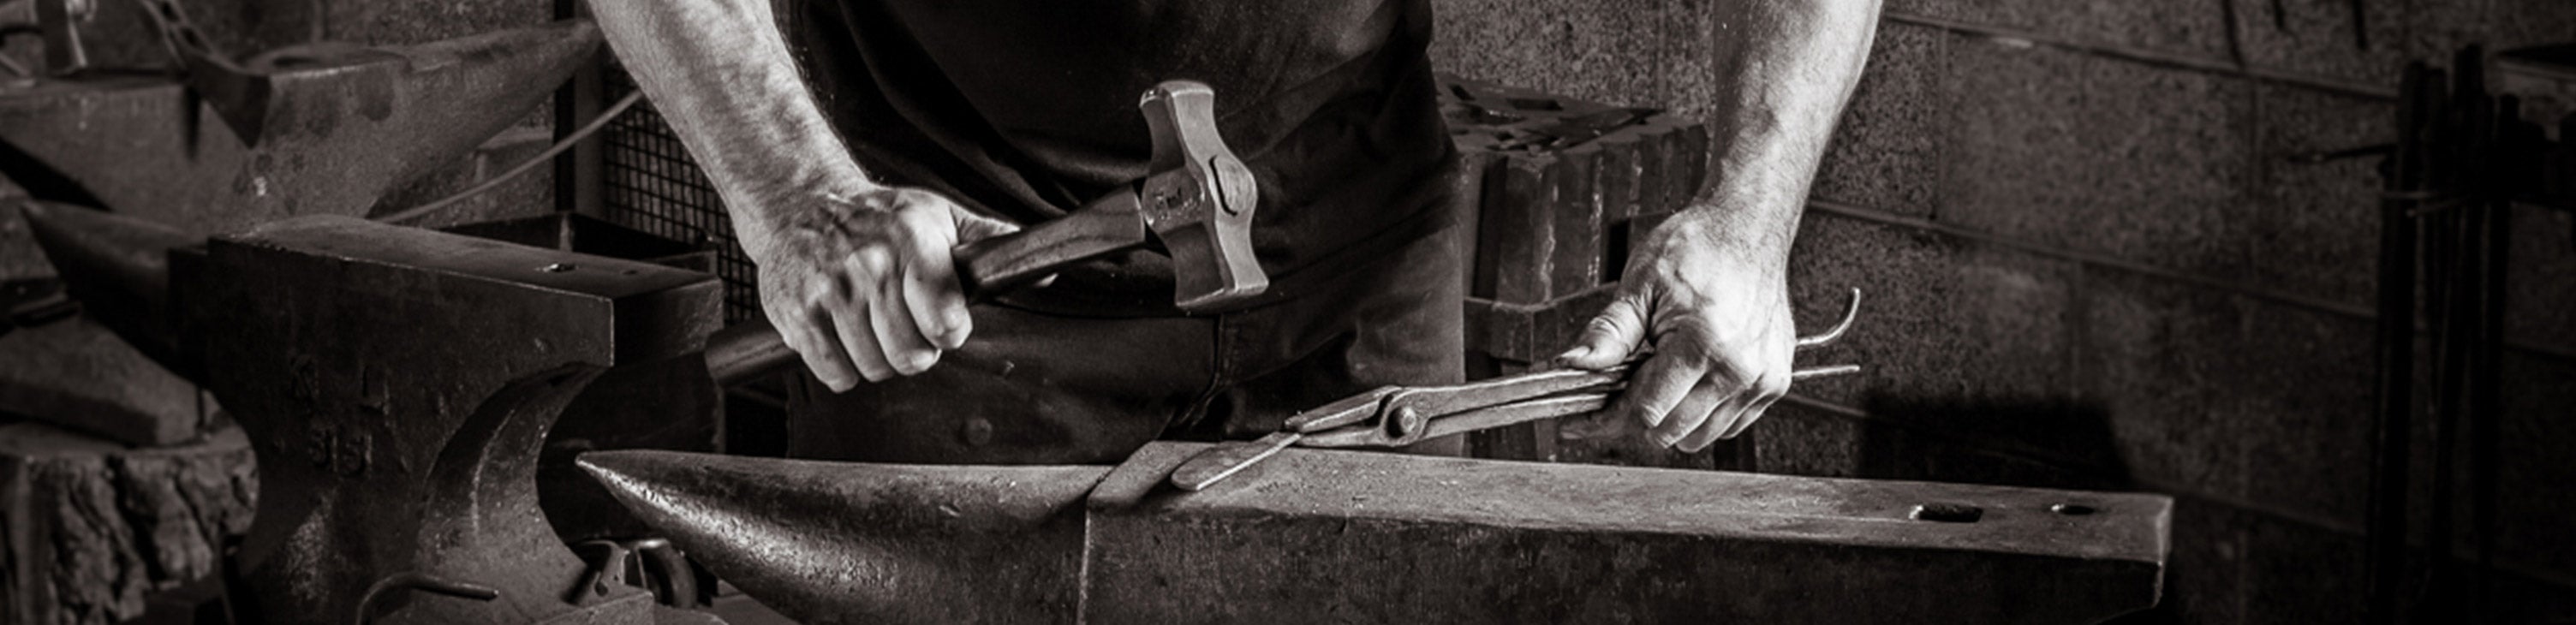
left=581, top=442, right=2172, bottom=624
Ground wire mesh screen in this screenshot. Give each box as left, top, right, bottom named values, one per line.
left=599, top=67, right=760, bottom=322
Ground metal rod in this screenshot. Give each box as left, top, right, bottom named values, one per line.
left=2363, top=61, right=2430, bottom=625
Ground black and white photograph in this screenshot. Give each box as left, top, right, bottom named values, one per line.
left=0, top=0, right=2567, bottom=622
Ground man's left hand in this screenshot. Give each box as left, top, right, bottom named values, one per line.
left=1553, top=205, right=1798, bottom=452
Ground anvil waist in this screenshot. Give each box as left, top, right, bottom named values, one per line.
left=783, top=185, right=1466, bottom=465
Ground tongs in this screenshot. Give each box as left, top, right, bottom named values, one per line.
left=1168, top=289, right=1866, bottom=491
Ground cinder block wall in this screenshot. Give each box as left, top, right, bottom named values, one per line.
left=1430, top=0, right=2576, bottom=622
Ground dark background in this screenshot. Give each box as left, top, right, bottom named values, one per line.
left=0, top=0, right=2569, bottom=622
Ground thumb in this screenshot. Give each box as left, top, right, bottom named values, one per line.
left=950, top=207, right=1021, bottom=243
left=1554, top=295, right=1649, bottom=370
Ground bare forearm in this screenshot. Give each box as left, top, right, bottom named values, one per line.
left=1689, top=0, right=1883, bottom=267
left=587, top=0, right=869, bottom=252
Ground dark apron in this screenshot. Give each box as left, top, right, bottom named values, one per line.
left=778, top=0, right=1462, bottom=463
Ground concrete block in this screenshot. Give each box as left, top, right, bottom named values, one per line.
left=326, top=0, right=553, bottom=45
left=1883, top=0, right=2050, bottom=33
left=1867, top=426, right=2123, bottom=491
left=2233, top=0, right=2412, bottom=86
left=1935, top=36, right=2101, bottom=242
left=2240, top=512, right=2370, bottom=624
left=1756, top=402, right=1864, bottom=478
left=2082, top=56, right=2260, bottom=277
left=1813, top=21, right=1947, bottom=215
left=1428, top=0, right=1673, bottom=110
left=1782, top=212, right=2088, bottom=416
left=2080, top=270, right=2376, bottom=524
left=2248, top=84, right=2391, bottom=309
left=2065, top=0, right=2235, bottom=60
left=1939, top=37, right=2259, bottom=279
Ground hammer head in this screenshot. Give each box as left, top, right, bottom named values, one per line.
left=1136, top=81, right=1266, bottom=312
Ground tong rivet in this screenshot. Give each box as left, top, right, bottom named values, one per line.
left=1387, top=406, right=1424, bottom=439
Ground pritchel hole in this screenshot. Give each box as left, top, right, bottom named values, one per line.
left=1910, top=503, right=1984, bottom=523
left=541, top=263, right=576, bottom=273
left=2051, top=503, right=2096, bottom=516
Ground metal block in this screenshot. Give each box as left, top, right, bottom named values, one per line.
left=180, top=215, right=720, bottom=624
left=1439, top=73, right=1709, bottom=307
left=0, top=21, right=599, bottom=234
left=581, top=441, right=2171, bottom=623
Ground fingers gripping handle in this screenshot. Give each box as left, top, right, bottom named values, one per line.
left=952, top=189, right=1149, bottom=299
left=706, top=81, right=1264, bottom=384
left=1140, top=81, right=1266, bottom=312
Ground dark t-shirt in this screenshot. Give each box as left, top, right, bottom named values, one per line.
left=785, top=0, right=1453, bottom=315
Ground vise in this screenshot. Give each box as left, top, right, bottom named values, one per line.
left=22, top=203, right=730, bottom=624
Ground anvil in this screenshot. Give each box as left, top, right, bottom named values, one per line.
left=582, top=442, right=2172, bottom=624
left=0, top=20, right=599, bottom=233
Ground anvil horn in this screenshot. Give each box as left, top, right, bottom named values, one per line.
left=577, top=450, right=1108, bottom=623
left=16, top=200, right=198, bottom=378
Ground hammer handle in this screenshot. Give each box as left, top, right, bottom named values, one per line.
left=704, top=188, right=1151, bottom=386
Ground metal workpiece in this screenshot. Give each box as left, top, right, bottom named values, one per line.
left=576, top=451, right=1108, bottom=624
left=582, top=443, right=2171, bottom=624
left=165, top=216, right=719, bottom=624
left=0, top=20, right=599, bottom=234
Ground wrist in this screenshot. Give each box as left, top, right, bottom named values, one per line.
left=1662, top=199, right=1796, bottom=274
left=729, top=176, right=886, bottom=256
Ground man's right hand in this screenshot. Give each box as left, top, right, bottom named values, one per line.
left=744, top=185, right=1017, bottom=392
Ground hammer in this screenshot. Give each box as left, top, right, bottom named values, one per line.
left=704, top=80, right=1263, bottom=385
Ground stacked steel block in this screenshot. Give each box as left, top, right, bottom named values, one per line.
left=1436, top=74, right=1733, bottom=467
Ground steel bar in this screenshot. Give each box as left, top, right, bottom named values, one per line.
left=581, top=442, right=2171, bottom=624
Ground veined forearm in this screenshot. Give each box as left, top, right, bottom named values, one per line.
left=1690, top=0, right=1883, bottom=265
left=587, top=0, right=869, bottom=252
